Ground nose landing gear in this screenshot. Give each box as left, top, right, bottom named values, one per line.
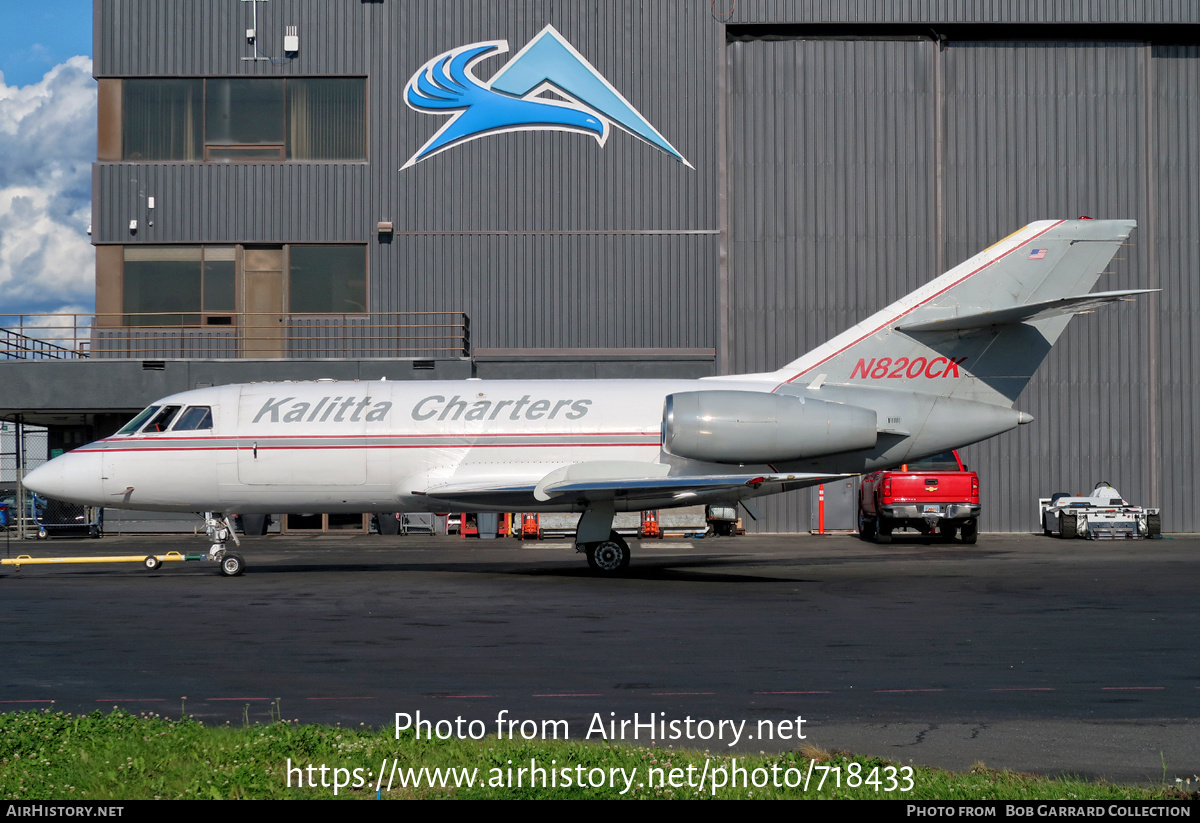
left=206, top=514, right=245, bottom=576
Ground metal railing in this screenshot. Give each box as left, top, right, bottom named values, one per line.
left=0, top=327, right=83, bottom=360
left=0, top=312, right=470, bottom=360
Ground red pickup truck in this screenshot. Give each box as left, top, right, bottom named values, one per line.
left=858, top=450, right=980, bottom=544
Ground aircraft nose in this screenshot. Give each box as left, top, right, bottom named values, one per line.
left=22, top=451, right=105, bottom=506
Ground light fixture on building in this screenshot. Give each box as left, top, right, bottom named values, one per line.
left=129, top=219, right=138, bottom=233
left=377, top=221, right=394, bottom=235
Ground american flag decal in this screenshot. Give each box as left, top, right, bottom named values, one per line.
left=1029, top=248, right=1048, bottom=259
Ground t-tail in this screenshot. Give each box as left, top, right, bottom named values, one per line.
left=767, top=219, right=1150, bottom=406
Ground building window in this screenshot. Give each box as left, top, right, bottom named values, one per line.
left=288, top=246, right=367, bottom=314
left=116, top=244, right=366, bottom=325
left=119, top=78, right=366, bottom=162
left=287, top=78, right=367, bottom=160
left=122, top=79, right=203, bottom=161
left=123, top=246, right=236, bottom=325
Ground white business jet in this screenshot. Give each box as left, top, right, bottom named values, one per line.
left=24, top=220, right=1151, bottom=575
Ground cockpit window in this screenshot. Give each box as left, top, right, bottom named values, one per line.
left=116, top=406, right=160, bottom=436
left=144, top=405, right=182, bottom=433
left=172, top=406, right=213, bottom=431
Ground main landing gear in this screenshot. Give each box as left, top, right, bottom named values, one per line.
left=205, top=514, right=245, bottom=577
left=579, top=531, right=631, bottom=574
left=574, top=503, right=631, bottom=575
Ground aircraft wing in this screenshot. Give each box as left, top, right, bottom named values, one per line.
left=418, top=461, right=843, bottom=508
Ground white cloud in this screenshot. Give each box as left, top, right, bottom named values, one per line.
left=0, top=56, right=95, bottom=315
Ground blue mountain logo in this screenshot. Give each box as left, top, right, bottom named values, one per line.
left=401, top=25, right=691, bottom=169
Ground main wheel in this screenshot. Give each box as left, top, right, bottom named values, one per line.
left=143, top=555, right=162, bottom=571
left=874, top=516, right=892, bottom=544
left=960, top=521, right=978, bottom=545
left=219, top=553, right=245, bottom=577
left=585, top=532, right=630, bottom=574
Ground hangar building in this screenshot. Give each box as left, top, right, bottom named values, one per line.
left=2, top=0, right=1198, bottom=533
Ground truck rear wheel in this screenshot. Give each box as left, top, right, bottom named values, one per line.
left=858, top=510, right=876, bottom=540
left=960, top=521, right=978, bottom=544
left=875, top=517, right=892, bottom=544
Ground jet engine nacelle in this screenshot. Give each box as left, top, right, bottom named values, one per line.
left=662, top=390, right=878, bottom=464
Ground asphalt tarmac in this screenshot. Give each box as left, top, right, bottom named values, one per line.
left=2, top=529, right=1197, bottom=786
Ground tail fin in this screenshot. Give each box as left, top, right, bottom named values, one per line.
left=769, top=219, right=1143, bottom=405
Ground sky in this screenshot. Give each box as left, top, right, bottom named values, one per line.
left=0, top=1, right=96, bottom=316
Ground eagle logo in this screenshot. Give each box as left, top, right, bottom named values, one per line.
left=402, top=25, right=691, bottom=169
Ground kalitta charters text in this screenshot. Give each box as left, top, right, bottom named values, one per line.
left=395, top=711, right=808, bottom=748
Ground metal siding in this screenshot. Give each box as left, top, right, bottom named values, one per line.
left=942, top=42, right=1151, bottom=532
left=92, top=3, right=1200, bottom=532
left=726, top=38, right=938, bottom=533
left=96, top=0, right=722, bottom=353
left=96, top=163, right=368, bottom=243
left=1153, top=46, right=1200, bottom=532
left=383, top=233, right=718, bottom=351
left=720, top=1, right=1200, bottom=24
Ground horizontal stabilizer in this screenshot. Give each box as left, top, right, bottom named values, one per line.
left=896, top=289, right=1158, bottom=333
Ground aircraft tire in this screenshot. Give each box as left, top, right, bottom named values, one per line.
left=143, top=555, right=162, bottom=571
left=586, top=532, right=630, bottom=574
left=219, top=553, right=245, bottom=577
left=961, top=521, right=978, bottom=544
left=874, top=517, right=892, bottom=544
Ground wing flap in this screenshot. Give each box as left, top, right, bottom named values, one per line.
left=418, top=460, right=843, bottom=508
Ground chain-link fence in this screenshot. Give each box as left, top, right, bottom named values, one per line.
left=1, top=423, right=48, bottom=540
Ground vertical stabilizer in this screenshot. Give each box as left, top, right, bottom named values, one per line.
left=767, top=219, right=1137, bottom=405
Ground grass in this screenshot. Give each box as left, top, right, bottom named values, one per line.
left=0, top=708, right=1193, bottom=800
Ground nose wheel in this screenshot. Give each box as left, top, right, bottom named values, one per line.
left=219, top=552, right=245, bottom=577
left=205, top=513, right=246, bottom=576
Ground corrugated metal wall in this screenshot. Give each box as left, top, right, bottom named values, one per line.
left=726, top=38, right=939, bottom=533
left=94, top=0, right=722, bottom=354
left=726, top=33, right=1197, bottom=532
left=1152, top=46, right=1200, bottom=532
left=93, top=1, right=1200, bottom=532
left=940, top=42, right=1153, bottom=533
left=722, top=1, right=1200, bottom=24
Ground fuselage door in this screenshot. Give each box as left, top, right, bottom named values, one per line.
left=236, top=387, right=367, bottom=486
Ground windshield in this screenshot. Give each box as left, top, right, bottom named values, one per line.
left=115, top=406, right=160, bottom=436
left=144, top=406, right=182, bottom=433
left=907, top=451, right=961, bottom=471
left=172, top=406, right=213, bottom=431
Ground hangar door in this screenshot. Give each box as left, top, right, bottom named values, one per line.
left=726, top=39, right=938, bottom=534
left=725, top=37, right=1155, bottom=533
